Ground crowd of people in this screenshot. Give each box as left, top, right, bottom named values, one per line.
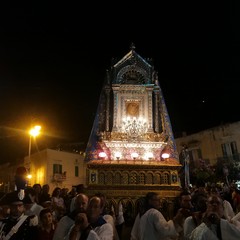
left=131, top=183, right=240, bottom=239
left=0, top=184, right=124, bottom=240
left=0, top=182, right=240, bottom=239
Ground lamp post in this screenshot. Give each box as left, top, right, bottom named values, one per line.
left=28, top=125, right=41, bottom=181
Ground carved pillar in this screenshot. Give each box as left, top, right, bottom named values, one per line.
left=112, top=86, right=119, bottom=132
left=147, top=89, right=153, bottom=132
left=105, top=70, right=111, bottom=132
left=105, top=87, right=110, bottom=131
left=154, top=90, right=160, bottom=133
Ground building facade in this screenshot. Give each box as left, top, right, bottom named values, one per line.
left=0, top=162, right=18, bottom=193
left=175, top=121, right=240, bottom=185
left=175, top=121, right=240, bottom=166
left=24, top=148, right=86, bottom=193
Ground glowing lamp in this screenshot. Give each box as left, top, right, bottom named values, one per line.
left=131, top=152, right=138, bottom=160
left=115, top=152, right=122, bottom=160
left=146, top=152, right=153, bottom=160
left=27, top=174, right=32, bottom=179
left=99, top=152, right=107, bottom=158
left=161, top=153, right=170, bottom=159
left=29, top=125, right=41, bottom=137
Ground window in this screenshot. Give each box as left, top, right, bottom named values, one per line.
left=53, top=164, right=62, bottom=174
left=139, top=173, right=145, bottom=184
left=222, top=141, right=237, bottom=156
left=114, top=172, right=121, bottom=184
left=188, top=148, right=202, bottom=161
left=129, top=172, right=137, bottom=184
left=222, top=145, right=226, bottom=157
left=75, top=166, right=79, bottom=177
left=221, top=141, right=239, bottom=160
left=161, top=173, right=169, bottom=184
left=231, top=142, right=238, bottom=155
left=188, top=148, right=202, bottom=167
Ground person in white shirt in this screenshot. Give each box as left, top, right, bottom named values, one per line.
left=24, top=187, right=44, bottom=220
left=67, top=196, right=113, bottom=240
left=53, top=193, right=89, bottom=240
left=115, top=202, right=125, bottom=239
left=131, top=192, right=185, bottom=240
left=183, top=194, right=208, bottom=239
left=189, top=194, right=240, bottom=240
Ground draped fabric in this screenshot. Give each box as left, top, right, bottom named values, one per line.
left=84, top=80, right=107, bottom=162
left=158, top=85, right=179, bottom=160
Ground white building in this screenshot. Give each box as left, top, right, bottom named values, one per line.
left=24, top=148, right=87, bottom=193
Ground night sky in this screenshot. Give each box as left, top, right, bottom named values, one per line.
left=0, top=2, right=239, bottom=163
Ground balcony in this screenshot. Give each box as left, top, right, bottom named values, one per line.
left=52, top=172, right=66, bottom=182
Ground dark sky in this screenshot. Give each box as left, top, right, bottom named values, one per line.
left=0, top=2, right=239, bottom=163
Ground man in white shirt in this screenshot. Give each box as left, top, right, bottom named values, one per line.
left=131, top=192, right=185, bottom=240
left=68, top=196, right=113, bottom=240
left=53, top=193, right=89, bottom=240
left=189, top=194, right=240, bottom=240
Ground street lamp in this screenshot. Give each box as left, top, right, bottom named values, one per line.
left=28, top=125, right=41, bottom=181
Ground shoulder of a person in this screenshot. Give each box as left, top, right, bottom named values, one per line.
left=142, top=208, right=163, bottom=218
left=148, top=208, right=161, bottom=214
left=103, top=214, right=114, bottom=222
left=99, top=222, right=113, bottom=231
left=37, top=203, right=44, bottom=208
left=223, top=200, right=232, bottom=206
left=88, top=229, right=100, bottom=239
left=190, top=222, right=207, bottom=238
left=220, top=218, right=234, bottom=228
left=58, top=215, right=74, bottom=224
left=184, top=215, right=193, bottom=222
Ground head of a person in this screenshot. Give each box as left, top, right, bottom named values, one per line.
left=39, top=208, right=53, bottom=226
left=75, top=212, right=89, bottom=230
left=25, top=187, right=36, bottom=203
left=94, top=192, right=108, bottom=214
left=210, top=187, right=220, bottom=195
left=52, top=187, right=61, bottom=197
left=42, top=201, right=52, bottom=209
left=196, top=181, right=206, bottom=193
left=74, top=193, right=89, bottom=213
left=206, top=194, right=224, bottom=218
left=22, top=190, right=34, bottom=211
left=42, top=184, right=50, bottom=194
left=146, top=192, right=161, bottom=210
left=179, top=189, right=192, bottom=210
left=87, top=196, right=104, bottom=223
left=3, top=191, right=27, bottom=218
left=94, top=193, right=106, bottom=205
left=61, top=188, right=69, bottom=197
left=70, top=187, right=77, bottom=196
left=33, top=184, right=42, bottom=194
left=194, top=194, right=208, bottom=212
left=10, top=202, right=25, bottom=218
